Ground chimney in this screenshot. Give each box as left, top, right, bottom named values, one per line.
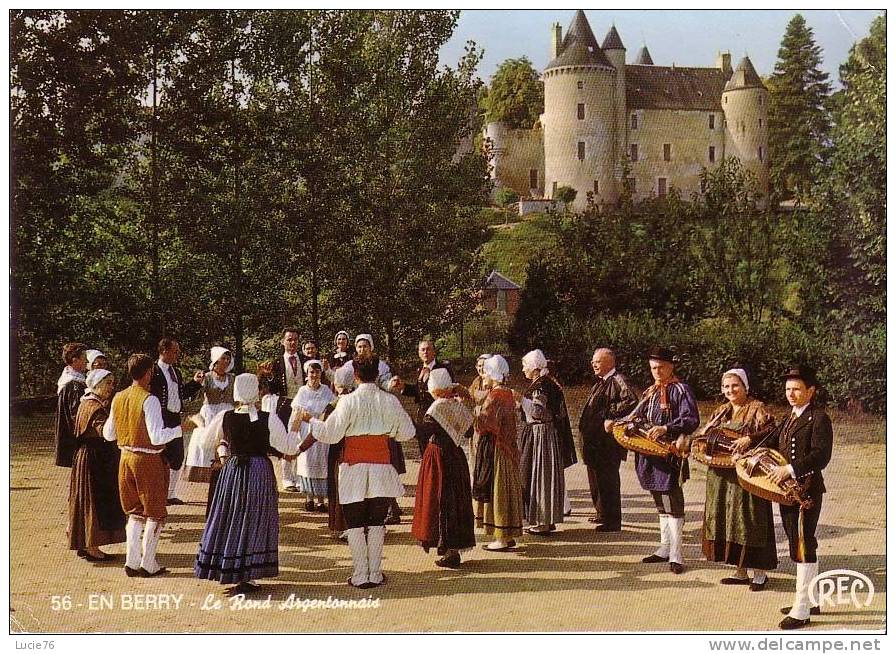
left=716, top=50, right=732, bottom=76
left=551, top=22, right=562, bottom=59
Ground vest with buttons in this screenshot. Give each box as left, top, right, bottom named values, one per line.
left=112, top=386, right=160, bottom=451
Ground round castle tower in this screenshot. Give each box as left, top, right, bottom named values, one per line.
left=542, top=10, right=619, bottom=209
left=721, top=56, right=769, bottom=194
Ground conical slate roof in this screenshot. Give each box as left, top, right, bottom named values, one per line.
left=633, top=45, right=654, bottom=65
left=602, top=25, right=625, bottom=50
left=724, top=56, right=765, bottom=90
left=545, top=10, right=614, bottom=70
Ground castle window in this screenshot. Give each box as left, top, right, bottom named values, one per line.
left=657, top=178, right=668, bottom=198
left=709, top=146, right=716, bottom=163
left=630, top=143, right=639, bottom=162
left=577, top=141, right=586, bottom=161
left=758, top=146, right=764, bottom=162
left=552, top=181, right=558, bottom=196
left=496, top=289, right=507, bottom=313
left=593, top=180, right=599, bottom=195
left=577, top=103, right=585, bottom=120
left=529, top=169, right=538, bottom=189
left=577, top=80, right=584, bottom=90
left=724, top=96, right=728, bottom=104
left=759, top=118, right=763, bottom=128
left=663, top=144, right=671, bottom=161
left=630, top=114, right=638, bottom=130
left=709, top=114, right=715, bottom=129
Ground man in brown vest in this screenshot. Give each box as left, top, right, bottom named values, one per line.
left=104, top=354, right=185, bottom=577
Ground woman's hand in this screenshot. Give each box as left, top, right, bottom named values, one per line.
left=645, top=425, right=667, bottom=441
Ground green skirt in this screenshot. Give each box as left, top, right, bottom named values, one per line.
left=702, top=467, right=778, bottom=570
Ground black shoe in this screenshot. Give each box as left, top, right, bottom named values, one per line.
left=77, top=549, right=88, bottom=558
left=305, top=500, right=316, bottom=512
left=82, top=552, right=117, bottom=563
left=384, top=515, right=401, bottom=525
left=507, top=540, right=516, bottom=548
left=166, top=498, right=185, bottom=506
left=670, top=562, right=684, bottom=574
left=750, top=578, right=768, bottom=591
left=138, top=566, right=168, bottom=577
left=642, top=554, right=669, bottom=563
left=720, top=576, right=751, bottom=586
left=435, top=554, right=461, bottom=569
left=587, top=515, right=603, bottom=524
left=779, top=616, right=810, bottom=630
left=595, top=524, right=621, bottom=532
left=780, top=606, right=821, bottom=616
left=283, top=485, right=299, bottom=493
left=316, top=503, right=328, bottom=513
left=525, top=526, right=551, bottom=536
left=124, top=566, right=142, bottom=577
left=563, top=510, right=572, bottom=517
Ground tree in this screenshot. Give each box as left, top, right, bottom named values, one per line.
left=767, top=14, right=832, bottom=200
left=481, top=57, right=544, bottom=129
left=553, top=185, right=577, bottom=205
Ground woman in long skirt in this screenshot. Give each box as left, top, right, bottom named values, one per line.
left=701, top=368, right=777, bottom=590
left=412, top=368, right=476, bottom=568
left=68, top=369, right=126, bottom=561
left=290, top=360, right=335, bottom=513
left=518, top=349, right=567, bottom=535
left=195, top=373, right=300, bottom=595
left=472, top=355, right=523, bottom=551
left=185, top=347, right=235, bottom=482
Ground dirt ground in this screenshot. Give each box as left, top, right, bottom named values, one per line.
left=9, top=395, right=886, bottom=633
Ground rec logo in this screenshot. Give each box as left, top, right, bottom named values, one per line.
left=808, top=569, right=875, bottom=609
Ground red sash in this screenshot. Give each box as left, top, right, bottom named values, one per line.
left=342, top=435, right=391, bottom=465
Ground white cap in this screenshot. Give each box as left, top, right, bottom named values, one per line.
left=233, top=373, right=259, bottom=404
left=427, top=368, right=454, bottom=394
left=334, top=364, right=355, bottom=390
left=522, top=349, right=548, bottom=372
left=85, top=368, right=113, bottom=391
left=303, top=358, right=323, bottom=374
left=209, top=346, right=234, bottom=372
left=483, top=355, right=510, bottom=383
left=86, top=349, right=105, bottom=365
left=355, top=333, right=373, bottom=349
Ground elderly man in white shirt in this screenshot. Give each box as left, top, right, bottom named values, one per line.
left=296, top=355, right=415, bottom=589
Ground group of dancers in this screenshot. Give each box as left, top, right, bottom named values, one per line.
left=54, top=333, right=832, bottom=630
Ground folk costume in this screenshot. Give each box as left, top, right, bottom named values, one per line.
left=68, top=370, right=126, bottom=555
left=195, top=374, right=300, bottom=590
left=325, top=330, right=353, bottom=381
left=103, top=382, right=183, bottom=576
left=411, top=369, right=476, bottom=567
left=185, top=347, right=235, bottom=482
left=773, top=366, right=833, bottom=629
left=55, top=365, right=87, bottom=468
left=325, top=365, right=355, bottom=535
left=628, top=347, right=699, bottom=571
left=579, top=366, right=638, bottom=530
left=150, top=357, right=201, bottom=503
left=468, top=354, right=493, bottom=467
left=289, top=360, right=336, bottom=509
left=701, top=369, right=778, bottom=585
left=268, top=347, right=306, bottom=491
left=306, top=373, right=415, bottom=588
left=519, top=350, right=576, bottom=532
left=472, top=355, right=523, bottom=547
left=400, top=355, right=455, bottom=452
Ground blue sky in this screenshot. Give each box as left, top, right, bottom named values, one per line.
left=438, top=9, right=883, bottom=85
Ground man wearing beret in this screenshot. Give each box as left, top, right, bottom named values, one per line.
left=624, top=346, right=699, bottom=574
left=766, top=365, right=833, bottom=630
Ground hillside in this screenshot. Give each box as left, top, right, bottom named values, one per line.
left=480, top=211, right=558, bottom=287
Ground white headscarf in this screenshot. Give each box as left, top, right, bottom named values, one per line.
left=303, top=358, right=322, bottom=374
left=483, top=355, right=509, bottom=384
left=86, top=349, right=105, bottom=366
left=723, top=368, right=750, bottom=393
left=57, top=366, right=86, bottom=394
left=355, top=333, right=374, bottom=350
left=477, top=353, right=492, bottom=361
left=333, top=364, right=355, bottom=391
left=233, top=373, right=259, bottom=421
left=209, top=346, right=234, bottom=373
left=427, top=368, right=454, bottom=394
left=82, top=368, right=113, bottom=401
left=334, top=330, right=350, bottom=348
left=522, top=349, right=548, bottom=375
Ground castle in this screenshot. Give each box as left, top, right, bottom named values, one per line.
left=486, top=10, right=769, bottom=210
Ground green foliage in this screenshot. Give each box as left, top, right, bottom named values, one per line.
left=553, top=185, right=577, bottom=204
left=494, top=187, right=520, bottom=208
left=480, top=213, right=557, bottom=286
left=767, top=14, right=832, bottom=200
left=481, top=57, right=544, bottom=129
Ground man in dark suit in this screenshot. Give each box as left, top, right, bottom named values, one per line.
left=579, top=348, right=638, bottom=532
left=150, top=338, right=202, bottom=505
left=766, top=364, right=833, bottom=630
left=263, top=328, right=303, bottom=427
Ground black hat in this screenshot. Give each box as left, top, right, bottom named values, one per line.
left=782, top=364, right=818, bottom=388
left=647, top=346, right=676, bottom=363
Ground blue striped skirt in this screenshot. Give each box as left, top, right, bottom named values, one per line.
left=195, top=455, right=279, bottom=584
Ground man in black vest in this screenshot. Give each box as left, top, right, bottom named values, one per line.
left=579, top=348, right=638, bottom=532
left=766, top=365, right=833, bottom=630
left=149, top=338, right=202, bottom=505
